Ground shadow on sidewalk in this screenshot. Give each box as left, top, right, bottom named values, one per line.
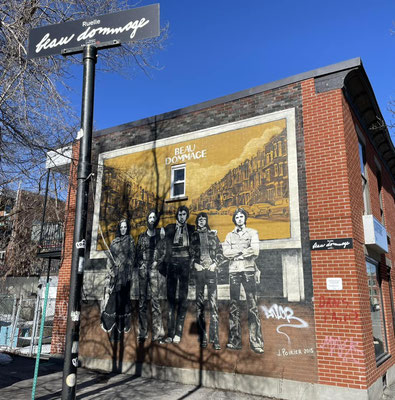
left=35, top=373, right=140, bottom=400
left=0, top=354, right=63, bottom=389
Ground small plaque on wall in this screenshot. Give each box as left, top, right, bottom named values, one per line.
left=310, top=238, right=353, bottom=250
left=326, top=278, right=343, bottom=291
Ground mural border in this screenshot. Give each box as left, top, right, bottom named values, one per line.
left=89, top=108, right=300, bottom=259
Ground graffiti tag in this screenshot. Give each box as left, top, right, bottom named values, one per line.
left=317, top=295, right=359, bottom=323
left=318, top=295, right=349, bottom=308
left=319, top=336, right=363, bottom=364
left=261, top=304, right=309, bottom=344
left=323, top=311, right=359, bottom=323
left=53, top=341, right=65, bottom=356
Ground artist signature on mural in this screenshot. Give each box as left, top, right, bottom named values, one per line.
left=277, top=347, right=314, bottom=357
left=261, top=303, right=309, bottom=344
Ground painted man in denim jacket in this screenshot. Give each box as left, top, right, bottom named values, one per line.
left=223, top=208, right=264, bottom=354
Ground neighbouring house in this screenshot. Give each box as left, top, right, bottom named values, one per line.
left=52, top=58, right=395, bottom=400
left=0, top=182, right=66, bottom=351
left=0, top=188, right=65, bottom=278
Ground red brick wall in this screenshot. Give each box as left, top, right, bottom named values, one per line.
left=302, top=79, right=368, bottom=389
left=381, top=151, right=395, bottom=354
left=351, top=113, right=395, bottom=386
left=50, top=141, right=79, bottom=355
left=341, top=96, right=377, bottom=387
left=302, top=77, right=395, bottom=390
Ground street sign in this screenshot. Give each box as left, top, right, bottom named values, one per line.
left=310, top=238, right=353, bottom=250
left=27, top=5, right=161, bottom=399
left=27, top=4, right=159, bottom=59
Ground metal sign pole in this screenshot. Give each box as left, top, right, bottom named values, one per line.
left=61, top=44, right=97, bottom=400
left=26, top=6, right=159, bottom=399
left=32, top=258, right=52, bottom=399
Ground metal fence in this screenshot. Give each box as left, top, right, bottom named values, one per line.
left=0, top=293, right=56, bottom=355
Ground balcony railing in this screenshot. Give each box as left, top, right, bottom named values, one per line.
left=33, top=222, right=64, bottom=258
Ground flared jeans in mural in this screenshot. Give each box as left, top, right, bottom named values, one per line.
left=166, top=258, right=190, bottom=339
left=228, top=271, right=264, bottom=350
left=138, top=265, right=165, bottom=341
left=195, top=269, right=220, bottom=345
left=101, top=281, right=132, bottom=333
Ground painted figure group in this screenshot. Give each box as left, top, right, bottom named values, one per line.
left=101, top=206, right=265, bottom=354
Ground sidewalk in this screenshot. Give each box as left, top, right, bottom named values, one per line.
left=0, top=353, right=274, bottom=399
left=384, top=384, right=395, bottom=400
left=3, top=352, right=395, bottom=400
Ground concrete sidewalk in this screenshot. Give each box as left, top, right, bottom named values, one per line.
left=3, top=353, right=395, bottom=400
left=0, top=353, right=274, bottom=399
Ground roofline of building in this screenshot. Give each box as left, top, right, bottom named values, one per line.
left=92, top=57, right=395, bottom=179
left=94, top=58, right=363, bottom=138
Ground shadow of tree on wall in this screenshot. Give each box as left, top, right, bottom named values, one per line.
left=75, top=115, right=318, bottom=394
left=80, top=117, right=237, bottom=384
left=79, top=300, right=238, bottom=387
left=96, top=117, right=171, bottom=251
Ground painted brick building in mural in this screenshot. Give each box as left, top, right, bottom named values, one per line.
left=51, top=58, right=395, bottom=400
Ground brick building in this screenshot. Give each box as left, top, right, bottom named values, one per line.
left=0, top=188, right=64, bottom=277
left=52, top=58, right=395, bottom=399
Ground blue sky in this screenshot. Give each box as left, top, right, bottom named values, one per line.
left=69, top=1, right=395, bottom=138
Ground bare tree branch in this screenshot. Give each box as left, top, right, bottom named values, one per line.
left=0, top=0, right=167, bottom=190
left=0, top=0, right=167, bottom=276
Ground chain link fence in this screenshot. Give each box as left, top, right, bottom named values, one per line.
left=0, top=292, right=56, bottom=355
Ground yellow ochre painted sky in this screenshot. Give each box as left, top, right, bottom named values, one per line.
left=104, top=119, right=286, bottom=201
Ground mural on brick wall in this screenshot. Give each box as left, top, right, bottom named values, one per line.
left=100, top=219, right=134, bottom=334
left=85, top=109, right=317, bottom=382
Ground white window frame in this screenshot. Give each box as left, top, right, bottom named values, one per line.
left=358, top=140, right=371, bottom=215
left=171, top=164, right=186, bottom=199
left=366, top=257, right=388, bottom=362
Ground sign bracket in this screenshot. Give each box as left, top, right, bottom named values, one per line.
left=61, top=40, right=121, bottom=56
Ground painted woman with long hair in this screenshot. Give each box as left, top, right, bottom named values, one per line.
left=101, top=219, right=135, bottom=334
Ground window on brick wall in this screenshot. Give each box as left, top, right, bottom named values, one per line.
left=376, top=170, right=385, bottom=225
left=366, top=258, right=388, bottom=361
left=387, top=267, right=395, bottom=337
left=359, top=141, right=371, bottom=214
